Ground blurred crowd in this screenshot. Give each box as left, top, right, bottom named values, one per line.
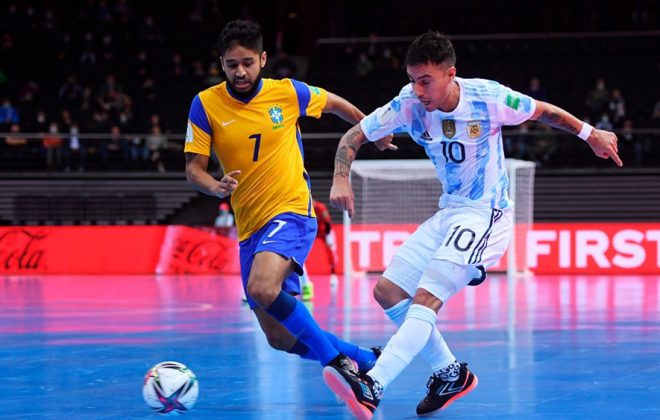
left=0, top=1, right=658, bottom=171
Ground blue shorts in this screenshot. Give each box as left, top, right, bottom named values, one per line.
left=239, top=212, right=317, bottom=309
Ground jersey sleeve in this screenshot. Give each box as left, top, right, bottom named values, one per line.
left=184, top=94, right=213, bottom=156
left=290, top=79, right=328, bottom=119
left=493, top=83, right=536, bottom=126
left=360, top=95, right=406, bottom=142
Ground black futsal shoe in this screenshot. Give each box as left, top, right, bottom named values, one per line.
left=416, top=362, right=478, bottom=416
left=323, top=358, right=381, bottom=420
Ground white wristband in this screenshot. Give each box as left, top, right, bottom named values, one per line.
left=577, top=122, right=593, bottom=141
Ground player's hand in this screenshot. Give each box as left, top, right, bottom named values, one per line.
left=373, top=134, right=397, bottom=151
left=329, top=177, right=355, bottom=218
left=586, top=129, right=623, bottom=167
left=215, top=170, right=241, bottom=198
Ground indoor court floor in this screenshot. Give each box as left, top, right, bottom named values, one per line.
left=2, top=273, right=660, bottom=419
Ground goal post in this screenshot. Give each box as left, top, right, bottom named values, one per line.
left=342, top=158, right=535, bottom=282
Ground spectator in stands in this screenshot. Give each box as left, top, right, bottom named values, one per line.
left=619, top=119, right=642, bottom=166
left=505, top=120, right=530, bottom=160
left=595, top=112, right=614, bottom=131
left=214, top=202, right=235, bottom=228
left=30, top=110, right=49, bottom=134
left=524, top=77, right=547, bottom=102
left=585, top=78, right=609, bottom=118
left=64, top=123, right=86, bottom=172
left=526, top=123, right=557, bottom=166
left=271, top=50, right=297, bottom=79
left=356, top=51, right=374, bottom=78
left=4, top=123, right=28, bottom=168
left=58, top=76, right=83, bottom=110
left=146, top=125, right=166, bottom=172
left=0, top=98, right=19, bottom=130
left=42, top=121, right=63, bottom=170
left=17, top=80, right=39, bottom=116
left=653, top=99, right=660, bottom=124
left=608, top=88, right=626, bottom=127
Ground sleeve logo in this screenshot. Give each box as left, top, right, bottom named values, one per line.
left=185, top=121, right=194, bottom=143
left=505, top=93, right=520, bottom=110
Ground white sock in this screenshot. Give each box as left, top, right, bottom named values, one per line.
left=368, top=304, right=436, bottom=389
left=384, top=299, right=456, bottom=373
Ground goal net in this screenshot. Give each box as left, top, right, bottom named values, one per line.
left=343, top=159, right=535, bottom=279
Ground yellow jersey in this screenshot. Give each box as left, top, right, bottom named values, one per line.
left=184, top=78, right=327, bottom=241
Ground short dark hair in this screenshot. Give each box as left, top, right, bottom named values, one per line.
left=405, top=31, right=456, bottom=67
left=219, top=19, right=263, bottom=55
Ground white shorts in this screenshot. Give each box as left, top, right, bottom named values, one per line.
left=383, top=204, right=512, bottom=299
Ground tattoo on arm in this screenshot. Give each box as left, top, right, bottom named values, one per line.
left=334, top=126, right=363, bottom=178
left=536, top=105, right=579, bottom=135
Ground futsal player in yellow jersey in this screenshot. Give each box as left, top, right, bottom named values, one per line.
left=184, top=20, right=393, bottom=377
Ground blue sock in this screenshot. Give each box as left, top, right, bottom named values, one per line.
left=265, top=291, right=339, bottom=366
left=287, top=340, right=317, bottom=361
left=287, top=334, right=377, bottom=369
left=323, top=332, right=377, bottom=371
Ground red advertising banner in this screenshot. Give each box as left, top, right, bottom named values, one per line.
left=1, top=223, right=658, bottom=275
left=320, top=222, right=660, bottom=275
left=0, top=226, right=239, bottom=275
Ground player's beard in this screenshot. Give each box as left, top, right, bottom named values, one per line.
left=229, top=68, right=263, bottom=100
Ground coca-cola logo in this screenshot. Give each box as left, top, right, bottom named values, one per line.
left=170, top=238, right=231, bottom=273
left=0, top=229, right=47, bottom=270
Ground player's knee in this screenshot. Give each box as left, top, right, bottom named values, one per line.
left=373, top=277, right=409, bottom=309
left=246, top=278, right=279, bottom=308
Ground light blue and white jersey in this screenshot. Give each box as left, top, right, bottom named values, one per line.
left=360, top=77, right=535, bottom=209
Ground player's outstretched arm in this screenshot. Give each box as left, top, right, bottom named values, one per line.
left=185, top=152, right=241, bottom=198
left=324, top=91, right=396, bottom=151
left=531, top=100, right=623, bottom=167
left=330, top=124, right=369, bottom=217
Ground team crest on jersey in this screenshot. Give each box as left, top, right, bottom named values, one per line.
left=268, top=105, right=284, bottom=129
left=268, top=105, right=284, bottom=123
left=442, top=119, right=456, bottom=139
left=310, top=86, right=321, bottom=95
left=466, top=120, right=482, bottom=139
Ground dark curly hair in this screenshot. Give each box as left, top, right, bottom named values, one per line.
left=405, top=31, right=456, bottom=67
left=219, top=19, right=263, bottom=55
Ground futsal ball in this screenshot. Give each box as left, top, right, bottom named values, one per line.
left=142, top=361, right=199, bottom=415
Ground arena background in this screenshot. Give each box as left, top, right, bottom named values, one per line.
left=2, top=1, right=660, bottom=419
left=1, top=0, right=658, bottom=275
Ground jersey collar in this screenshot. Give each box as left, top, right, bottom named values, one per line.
left=226, top=79, right=264, bottom=104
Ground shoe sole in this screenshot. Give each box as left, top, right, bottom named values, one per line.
left=418, top=373, right=479, bottom=417
left=323, top=367, right=374, bottom=420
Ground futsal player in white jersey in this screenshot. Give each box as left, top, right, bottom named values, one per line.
left=323, top=31, right=622, bottom=420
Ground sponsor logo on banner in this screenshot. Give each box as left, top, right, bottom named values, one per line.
left=157, top=226, right=239, bottom=274
left=466, top=120, right=482, bottom=139
left=442, top=119, right=456, bottom=139
left=337, top=223, right=660, bottom=275
left=0, top=229, right=46, bottom=270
